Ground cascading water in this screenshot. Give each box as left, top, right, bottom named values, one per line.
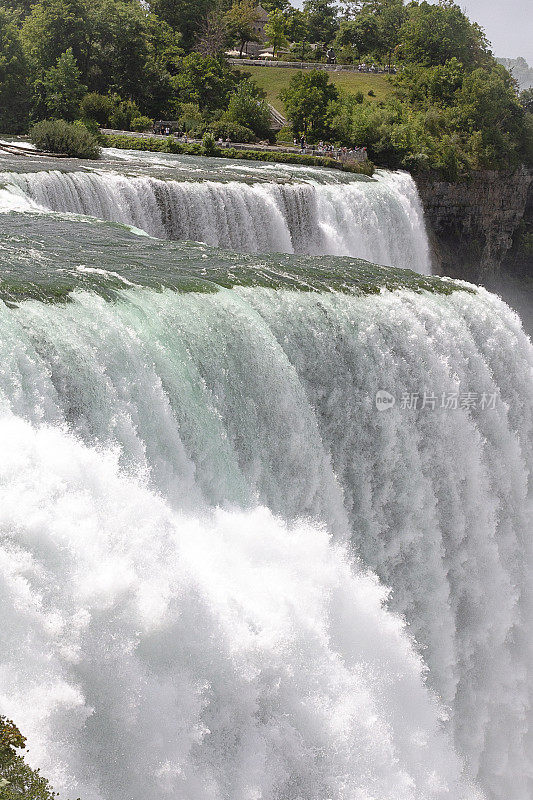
left=0, top=166, right=431, bottom=272
left=0, top=150, right=531, bottom=800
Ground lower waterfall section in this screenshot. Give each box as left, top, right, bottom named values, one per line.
left=0, top=417, right=482, bottom=800
left=0, top=273, right=531, bottom=800
left=0, top=168, right=431, bottom=272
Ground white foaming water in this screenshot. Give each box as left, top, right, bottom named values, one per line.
left=0, top=169, right=431, bottom=272
left=0, top=283, right=531, bottom=800
left=0, top=416, right=482, bottom=800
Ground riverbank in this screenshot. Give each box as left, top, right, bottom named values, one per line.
left=101, top=132, right=375, bottom=176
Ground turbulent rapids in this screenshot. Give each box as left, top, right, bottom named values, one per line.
left=0, top=149, right=532, bottom=800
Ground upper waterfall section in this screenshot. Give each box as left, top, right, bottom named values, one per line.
left=0, top=148, right=431, bottom=274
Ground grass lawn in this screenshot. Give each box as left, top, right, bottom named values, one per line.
left=240, top=65, right=394, bottom=115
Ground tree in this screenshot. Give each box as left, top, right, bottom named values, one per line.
left=280, top=68, right=339, bottom=140
left=519, top=88, right=533, bottom=113
left=395, top=58, right=465, bottom=107
left=265, top=9, right=288, bottom=57
left=284, top=8, right=308, bottom=43
left=41, top=47, right=87, bottom=119
left=373, top=0, right=406, bottom=68
left=261, top=0, right=290, bottom=10
left=0, top=716, right=56, bottom=800
left=149, top=0, right=212, bottom=50
left=303, top=0, right=339, bottom=45
left=225, top=78, right=271, bottom=137
left=399, top=1, right=489, bottom=69
left=195, top=10, right=228, bottom=57
left=455, top=65, right=526, bottom=159
left=335, top=14, right=380, bottom=56
left=172, top=52, right=239, bottom=111
left=0, top=7, right=30, bottom=132
left=224, top=0, right=261, bottom=57
left=80, top=91, right=114, bottom=124
left=21, top=0, right=90, bottom=78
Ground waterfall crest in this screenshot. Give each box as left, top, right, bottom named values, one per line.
left=0, top=169, right=431, bottom=272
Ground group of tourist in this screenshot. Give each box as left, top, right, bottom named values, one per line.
left=355, top=63, right=396, bottom=73
left=294, top=137, right=367, bottom=162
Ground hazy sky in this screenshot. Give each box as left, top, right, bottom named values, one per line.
left=454, top=0, right=533, bottom=65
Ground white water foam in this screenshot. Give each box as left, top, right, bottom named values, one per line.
left=0, top=284, right=531, bottom=799
left=0, top=169, right=431, bottom=272
left=0, top=415, right=482, bottom=800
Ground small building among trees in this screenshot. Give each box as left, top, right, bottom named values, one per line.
left=243, top=5, right=269, bottom=57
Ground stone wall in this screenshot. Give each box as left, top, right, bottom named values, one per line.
left=415, top=167, right=533, bottom=281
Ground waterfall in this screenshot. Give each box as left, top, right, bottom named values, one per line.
left=0, top=273, right=531, bottom=800
left=0, top=169, right=431, bottom=272
left=0, top=151, right=531, bottom=800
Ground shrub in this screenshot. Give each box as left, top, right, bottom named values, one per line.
left=80, top=92, right=114, bottom=126
left=225, top=80, right=271, bottom=139
left=201, top=131, right=218, bottom=155
left=208, top=121, right=256, bottom=143
left=0, top=716, right=56, bottom=800
left=30, top=119, right=101, bottom=159
left=276, top=126, right=294, bottom=143
left=177, top=102, right=205, bottom=136
left=131, top=115, right=153, bottom=132
left=77, top=117, right=102, bottom=139
left=109, top=97, right=141, bottom=131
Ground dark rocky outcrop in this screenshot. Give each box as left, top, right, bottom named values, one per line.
left=501, top=177, right=533, bottom=277
left=415, top=167, right=533, bottom=282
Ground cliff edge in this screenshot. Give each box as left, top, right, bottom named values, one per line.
left=416, top=167, right=533, bottom=282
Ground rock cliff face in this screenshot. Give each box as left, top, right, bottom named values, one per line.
left=415, top=167, right=533, bottom=281
left=501, top=177, right=533, bottom=277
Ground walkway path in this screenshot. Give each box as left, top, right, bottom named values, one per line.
left=228, top=58, right=394, bottom=74
left=101, top=129, right=368, bottom=164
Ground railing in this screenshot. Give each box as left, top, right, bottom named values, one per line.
left=228, top=58, right=394, bottom=74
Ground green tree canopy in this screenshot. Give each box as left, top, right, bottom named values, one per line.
left=0, top=716, right=56, bottom=800
left=280, top=68, right=339, bottom=140
left=520, top=88, right=533, bottom=113
left=225, top=78, right=271, bottom=137
left=303, top=0, right=338, bottom=44
left=399, top=1, right=489, bottom=69
left=335, top=14, right=381, bottom=56
left=149, top=0, right=212, bottom=50
left=172, top=52, right=239, bottom=111
left=283, top=8, right=308, bottom=42
left=21, top=0, right=90, bottom=77
left=265, top=9, right=289, bottom=57
left=89, top=0, right=173, bottom=113
left=40, top=47, right=87, bottom=119
left=224, top=0, right=261, bottom=57
left=0, top=6, right=30, bottom=131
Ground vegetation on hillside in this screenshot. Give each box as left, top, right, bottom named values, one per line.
left=0, top=0, right=530, bottom=178
left=242, top=65, right=392, bottom=113
left=0, top=716, right=57, bottom=800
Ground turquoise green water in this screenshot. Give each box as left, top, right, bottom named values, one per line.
left=0, top=214, right=465, bottom=306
